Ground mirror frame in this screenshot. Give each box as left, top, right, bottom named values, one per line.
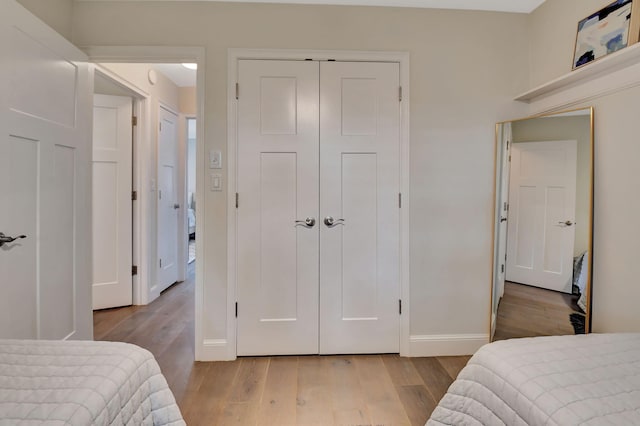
left=489, top=106, right=594, bottom=340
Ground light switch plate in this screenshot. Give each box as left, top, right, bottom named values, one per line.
left=209, top=150, right=222, bottom=169
left=210, top=173, right=222, bottom=191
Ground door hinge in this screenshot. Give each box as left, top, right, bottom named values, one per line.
left=506, top=140, right=509, bottom=149
left=235, top=193, right=239, bottom=208
left=132, top=190, right=137, bottom=201
left=132, top=116, right=137, bottom=126
left=399, top=193, right=402, bottom=208
left=159, top=122, right=162, bottom=132
left=159, top=258, right=162, bottom=268
left=132, top=265, right=138, bottom=276
left=159, top=190, right=162, bottom=200
left=509, top=155, right=511, bottom=162
left=235, top=83, right=239, bottom=100
left=399, top=299, right=402, bottom=315
left=399, top=86, right=403, bottom=102
left=235, top=302, right=238, bottom=318
left=501, top=264, right=504, bottom=273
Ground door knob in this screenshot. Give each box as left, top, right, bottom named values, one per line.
left=324, top=216, right=345, bottom=228
left=558, top=220, right=574, bottom=226
left=500, top=217, right=507, bottom=223
left=0, top=232, right=27, bottom=247
left=295, top=217, right=316, bottom=228
left=174, top=203, right=180, bottom=209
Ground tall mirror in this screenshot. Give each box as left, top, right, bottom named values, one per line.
left=490, top=107, right=594, bottom=341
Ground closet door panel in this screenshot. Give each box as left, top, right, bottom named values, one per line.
left=319, top=61, right=401, bottom=354
left=236, top=60, right=320, bottom=356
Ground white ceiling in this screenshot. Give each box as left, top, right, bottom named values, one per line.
left=153, top=63, right=197, bottom=87
left=76, top=0, right=546, bottom=14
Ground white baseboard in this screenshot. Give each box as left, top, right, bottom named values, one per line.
left=408, top=334, right=489, bottom=357
left=198, top=335, right=488, bottom=360
left=197, top=339, right=234, bottom=361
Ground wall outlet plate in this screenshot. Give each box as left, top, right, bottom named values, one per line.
left=210, top=173, right=222, bottom=191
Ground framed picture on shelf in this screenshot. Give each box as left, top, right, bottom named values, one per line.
left=573, top=0, right=640, bottom=69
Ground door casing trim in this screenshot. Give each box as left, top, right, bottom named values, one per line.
left=227, top=48, right=411, bottom=360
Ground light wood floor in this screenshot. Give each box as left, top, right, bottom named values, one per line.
left=493, top=281, right=581, bottom=341
left=94, top=263, right=470, bottom=426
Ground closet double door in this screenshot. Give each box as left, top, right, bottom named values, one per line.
left=236, top=60, right=400, bottom=355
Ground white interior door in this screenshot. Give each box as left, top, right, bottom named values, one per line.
left=92, top=94, right=133, bottom=310
left=158, top=106, right=179, bottom=292
left=236, top=60, right=320, bottom=356
left=236, top=59, right=401, bottom=355
left=506, top=140, right=577, bottom=293
left=492, top=122, right=511, bottom=330
left=319, top=61, right=401, bottom=354
left=0, top=0, right=92, bottom=340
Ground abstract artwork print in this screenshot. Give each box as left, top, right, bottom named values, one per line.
left=574, top=0, right=633, bottom=68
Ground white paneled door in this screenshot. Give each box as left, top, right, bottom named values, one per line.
left=92, top=95, right=133, bottom=310
left=319, top=62, right=400, bottom=354
left=237, top=60, right=320, bottom=356
left=236, top=59, right=400, bottom=355
left=492, top=122, right=511, bottom=331
left=0, top=0, right=92, bottom=339
left=158, top=107, right=180, bottom=293
left=506, top=140, right=577, bottom=293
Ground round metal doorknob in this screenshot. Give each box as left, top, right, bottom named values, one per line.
left=324, top=216, right=345, bottom=227
left=174, top=203, right=180, bottom=209
left=295, top=217, right=316, bottom=228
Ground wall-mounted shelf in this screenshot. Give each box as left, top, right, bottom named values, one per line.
left=515, top=42, right=640, bottom=103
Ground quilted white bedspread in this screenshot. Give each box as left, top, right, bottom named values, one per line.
left=0, top=340, right=185, bottom=425
left=427, top=333, right=640, bottom=426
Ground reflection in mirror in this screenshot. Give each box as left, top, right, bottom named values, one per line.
left=490, top=107, right=593, bottom=342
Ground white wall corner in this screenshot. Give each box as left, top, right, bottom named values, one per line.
left=198, top=339, right=235, bottom=361
left=408, top=334, right=489, bottom=357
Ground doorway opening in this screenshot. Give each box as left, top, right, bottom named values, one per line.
left=91, top=61, right=200, bottom=364
left=186, top=117, right=196, bottom=265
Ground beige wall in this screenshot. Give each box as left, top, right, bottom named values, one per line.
left=99, top=63, right=180, bottom=112
left=71, top=2, right=530, bottom=349
left=16, top=0, right=74, bottom=41
left=512, top=114, right=591, bottom=257
left=179, top=87, right=197, bottom=116
left=585, top=87, right=640, bottom=332
left=528, top=0, right=640, bottom=332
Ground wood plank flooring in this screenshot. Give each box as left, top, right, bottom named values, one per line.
left=493, top=281, right=581, bottom=341
left=94, top=263, right=470, bottom=426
